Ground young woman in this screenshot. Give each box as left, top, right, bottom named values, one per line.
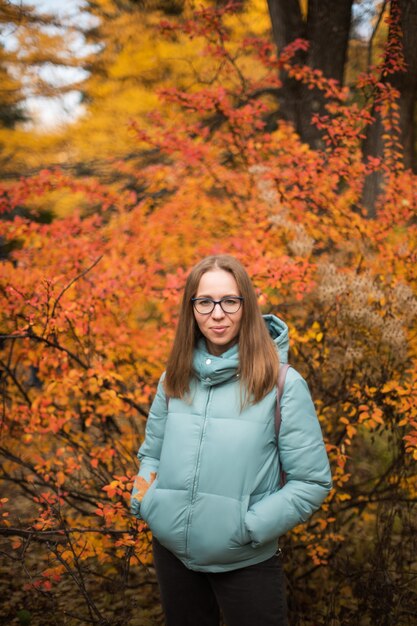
left=131, top=255, right=332, bottom=626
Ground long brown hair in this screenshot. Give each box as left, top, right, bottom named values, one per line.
left=165, top=255, right=279, bottom=404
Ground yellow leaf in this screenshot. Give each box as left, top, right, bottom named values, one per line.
left=338, top=493, right=351, bottom=501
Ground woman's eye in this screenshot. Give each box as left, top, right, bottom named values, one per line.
left=223, top=298, right=238, bottom=305
left=199, top=299, right=213, bottom=306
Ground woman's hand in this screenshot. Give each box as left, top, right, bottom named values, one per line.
left=130, top=472, right=156, bottom=516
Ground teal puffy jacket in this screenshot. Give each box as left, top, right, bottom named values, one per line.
left=133, top=315, right=332, bottom=573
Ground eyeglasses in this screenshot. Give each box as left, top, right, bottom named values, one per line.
left=192, top=296, right=244, bottom=315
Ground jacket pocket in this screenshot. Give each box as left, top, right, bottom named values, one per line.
left=139, top=479, right=157, bottom=522
left=143, top=487, right=188, bottom=557
left=187, top=494, right=252, bottom=566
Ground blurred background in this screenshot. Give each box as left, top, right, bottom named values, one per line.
left=1, top=1, right=416, bottom=625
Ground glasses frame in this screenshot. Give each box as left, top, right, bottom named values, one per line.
left=191, top=296, right=244, bottom=315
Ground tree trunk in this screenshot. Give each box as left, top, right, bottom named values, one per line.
left=362, top=0, right=417, bottom=216
left=267, top=0, right=354, bottom=148
left=266, top=0, right=306, bottom=133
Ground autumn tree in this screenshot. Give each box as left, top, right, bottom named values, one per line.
left=362, top=0, right=417, bottom=212
left=266, top=0, right=354, bottom=147
left=0, top=45, right=25, bottom=128
left=0, top=0, right=93, bottom=180
left=266, top=0, right=417, bottom=212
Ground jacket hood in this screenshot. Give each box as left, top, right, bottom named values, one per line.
left=263, top=314, right=289, bottom=364
left=193, top=314, right=289, bottom=387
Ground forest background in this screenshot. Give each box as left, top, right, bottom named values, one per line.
left=1, top=0, right=417, bottom=625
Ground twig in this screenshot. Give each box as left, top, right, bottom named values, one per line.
left=0, top=355, right=32, bottom=405
left=0, top=527, right=140, bottom=540
left=50, top=255, right=103, bottom=321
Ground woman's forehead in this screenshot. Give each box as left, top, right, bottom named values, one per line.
left=196, top=269, right=239, bottom=296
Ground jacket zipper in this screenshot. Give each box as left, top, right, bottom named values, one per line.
left=185, top=386, right=212, bottom=559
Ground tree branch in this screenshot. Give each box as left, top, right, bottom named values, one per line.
left=367, top=0, right=389, bottom=70
left=0, top=526, right=141, bottom=541
left=50, top=256, right=103, bottom=321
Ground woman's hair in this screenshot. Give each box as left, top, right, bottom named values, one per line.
left=164, top=255, right=279, bottom=404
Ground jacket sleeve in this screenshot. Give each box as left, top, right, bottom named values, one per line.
left=244, top=369, right=332, bottom=545
left=130, top=374, right=168, bottom=517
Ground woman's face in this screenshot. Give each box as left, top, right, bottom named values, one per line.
left=193, top=269, right=243, bottom=356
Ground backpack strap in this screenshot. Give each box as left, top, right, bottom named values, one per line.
left=275, top=364, right=290, bottom=437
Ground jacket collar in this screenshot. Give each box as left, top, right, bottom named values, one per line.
left=192, top=315, right=289, bottom=387
left=193, top=338, right=239, bottom=387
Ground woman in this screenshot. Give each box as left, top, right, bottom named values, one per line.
left=131, top=255, right=332, bottom=626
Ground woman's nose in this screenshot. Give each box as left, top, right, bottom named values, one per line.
left=211, top=302, right=225, bottom=318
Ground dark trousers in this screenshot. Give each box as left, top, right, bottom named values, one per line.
left=152, top=537, right=288, bottom=626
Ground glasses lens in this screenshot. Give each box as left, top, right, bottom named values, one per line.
left=195, top=299, right=214, bottom=314
left=221, top=298, right=241, bottom=313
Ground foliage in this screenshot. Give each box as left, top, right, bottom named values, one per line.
left=0, top=2, right=416, bottom=625
left=58, top=0, right=271, bottom=171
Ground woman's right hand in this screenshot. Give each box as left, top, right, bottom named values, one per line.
left=130, top=472, right=156, bottom=516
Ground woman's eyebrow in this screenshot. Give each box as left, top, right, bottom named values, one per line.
left=195, top=293, right=240, bottom=298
